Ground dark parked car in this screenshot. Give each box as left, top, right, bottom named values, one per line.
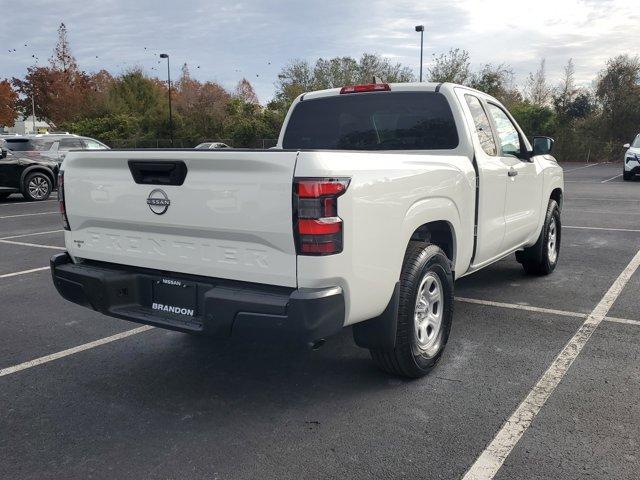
left=0, top=145, right=59, bottom=201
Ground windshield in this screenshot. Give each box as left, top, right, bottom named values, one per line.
left=632, top=134, right=640, bottom=148
left=282, top=91, right=459, bottom=150
left=4, top=138, right=54, bottom=152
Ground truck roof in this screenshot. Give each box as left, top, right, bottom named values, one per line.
left=299, top=81, right=494, bottom=103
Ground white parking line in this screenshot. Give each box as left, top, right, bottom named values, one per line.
left=0, top=326, right=154, bottom=378
left=563, top=163, right=600, bottom=172
left=455, top=297, right=585, bottom=319
left=601, top=174, right=623, bottom=184
left=0, top=229, right=63, bottom=240
left=0, top=266, right=50, bottom=279
left=462, top=248, right=640, bottom=480
left=0, top=199, right=57, bottom=207
left=455, top=297, right=639, bottom=326
left=0, top=211, right=57, bottom=220
left=0, top=239, right=65, bottom=250
left=565, top=225, right=640, bottom=233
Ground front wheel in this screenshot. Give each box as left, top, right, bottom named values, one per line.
left=23, top=172, right=52, bottom=201
left=516, top=199, right=560, bottom=275
left=623, top=170, right=632, bottom=181
left=370, top=242, right=454, bottom=378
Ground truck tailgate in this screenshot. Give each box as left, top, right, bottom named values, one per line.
left=62, top=150, right=299, bottom=287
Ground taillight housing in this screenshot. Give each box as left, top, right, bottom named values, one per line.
left=293, top=178, right=350, bottom=255
left=58, top=171, right=70, bottom=230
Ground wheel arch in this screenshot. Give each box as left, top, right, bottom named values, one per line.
left=550, top=187, right=563, bottom=211
left=401, top=197, right=462, bottom=274
left=19, top=166, right=57, bottom=193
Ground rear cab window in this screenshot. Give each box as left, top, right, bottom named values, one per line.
left=282, top=92, right=459, bottom=150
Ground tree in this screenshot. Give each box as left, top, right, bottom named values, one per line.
left=174, top=64, right=230, bottom=140
left=273, top=59, right=314, bottom=108
left=273, top=53, right=414, bottom=112
left=428, top=49, right=471, bottom=84
left=50, top=23, right=77, bottom=72
left=235, top=78, right=259, bottom=104
left=595, top=54, right=640, bottom=142
left=553, top=59, right=577, bottom=117
left=0, top=79, right=18, bottom=126
left=526, top=59, right=552, bottom=106
left=470, top=64, right=521, bottom=107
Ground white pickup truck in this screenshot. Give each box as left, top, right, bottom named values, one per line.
left=51, top=82, right=564, bottom=377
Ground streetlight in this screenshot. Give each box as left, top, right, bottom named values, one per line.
left=159, top=53, right=173, bottom=146
left=415, top=25, right=425, bottom=82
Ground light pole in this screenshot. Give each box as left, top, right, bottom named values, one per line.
left=415, top=25, right=425, bottom=82
left=159, top=53, right=173, bottom=146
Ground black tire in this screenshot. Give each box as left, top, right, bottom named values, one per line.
left=22, top=172, right=52, bottom=201
left=623, top=170, right=632, bottom=181
left=516, top=199, right=560, bottom=275
left=370, top=242, right=454, bottom=378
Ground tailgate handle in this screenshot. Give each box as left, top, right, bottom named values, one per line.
left=128, top=161, right=188, bottom=186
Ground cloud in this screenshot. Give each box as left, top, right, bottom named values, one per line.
left=0, top=0, right=638, bottom=102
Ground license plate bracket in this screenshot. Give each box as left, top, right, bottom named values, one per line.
left=151, top=278, right=197, bottom=317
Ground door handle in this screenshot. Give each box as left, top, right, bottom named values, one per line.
left=508, top=168, right=518, bottom=177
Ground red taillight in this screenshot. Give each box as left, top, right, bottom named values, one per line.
left=58, top=171, right=70, bottom=231
left=293, top=178, right=350, bottom=256
left=339, top=83, right=390, bottom=94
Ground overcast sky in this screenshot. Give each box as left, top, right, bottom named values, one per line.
left=1, top=0, right=638, bottom=102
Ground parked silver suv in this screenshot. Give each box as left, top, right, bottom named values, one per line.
left=3, top=133, right=109, bottom=164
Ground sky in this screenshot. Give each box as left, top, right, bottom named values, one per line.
left=1, top=0, right=638, bottom=103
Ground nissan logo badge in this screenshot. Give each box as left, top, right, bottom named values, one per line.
left=147, top=188, right=171, bottom=215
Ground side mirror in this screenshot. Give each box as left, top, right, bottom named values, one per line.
left=0, top=148, right=7, bottom=159
left=623, top=143, right=631, bottom=149
left=533, top=136, right=554, bottom=156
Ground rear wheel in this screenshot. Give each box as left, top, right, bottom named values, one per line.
left=516, top=199, right=560, bottom=275
left=23, top=172, right=52, bottom=201
left=370, top=242, right=453, bottom=378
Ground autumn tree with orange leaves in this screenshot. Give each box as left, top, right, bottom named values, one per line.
left=0, top=79, right=18, bottom=126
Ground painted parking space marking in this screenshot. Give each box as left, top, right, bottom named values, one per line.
left=0, top=211, right=57, bottom=220
left=0, top=239, right=65, bottom=250
left=564, top=225, right=640, bottom=233
left=601, top=174, right=623, bottom=183
left=0, top=199, right=57, bottom=207
left=0, top=326, right=154, bottom=378
left=455, top=297, right=639, bottom=326
left=563, top=163, right=600, bottom=172
left=455, top=297, right=585, bottom=319
left=0, top=229, right=63, bottom=240
left=462, top=248, right=640, bottom=480
left=0, top=266, right=50, bottom=279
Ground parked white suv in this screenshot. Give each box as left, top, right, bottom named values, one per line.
left=623, top=134, right=640, bottom=181
left=51, top=82, right=563, bottom=377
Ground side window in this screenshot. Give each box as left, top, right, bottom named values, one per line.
left=464, top=95, right=496, bottom=156
left=487, top=104, right=521, bottom=157
left=59, top=138, right=85, bottom=151
left=83, top=139, right=106, bottom=150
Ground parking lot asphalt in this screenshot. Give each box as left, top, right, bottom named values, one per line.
left=1, top=161, right=639, bottom=480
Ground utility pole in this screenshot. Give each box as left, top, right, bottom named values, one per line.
left=31, top=92, right=36, bottom=133
left=160, top=53, right=173, bottom=146
left=415, top=25, right=425, bottom=82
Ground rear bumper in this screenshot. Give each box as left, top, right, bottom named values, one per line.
left=50, top=253, right=345, bottom=346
